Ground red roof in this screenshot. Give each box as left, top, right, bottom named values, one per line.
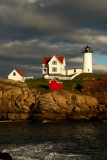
left=16, top=70, right=24, bottom=77
left=49, top=78, right=62, bottom=83
left=42, top=55, right=64, bottom=64
left=42, top=57, right=52, bottom=64
left=55, top=55, right=64, bottom=64
left=49, top=78, right=62, bottom=90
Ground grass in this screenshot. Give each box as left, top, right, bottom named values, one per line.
left=25, top=73, right=107, bottom=94
left=74, top=73, right=107, bottom=80
left=25, top=78, right=50, bottom=93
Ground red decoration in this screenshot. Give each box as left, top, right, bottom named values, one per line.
left=49, top=78, right=62, bottom=90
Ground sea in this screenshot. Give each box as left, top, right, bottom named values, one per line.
left=0, top=121, right=106, bottom=160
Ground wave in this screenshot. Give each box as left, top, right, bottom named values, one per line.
left=0, top=120, right=13, bottom=123
left=3, top=143, right=90, bottom=160
left=0, top=120, right=23, bottom=123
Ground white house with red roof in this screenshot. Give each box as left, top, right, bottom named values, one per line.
left=8, top=69, right=25, bottom=82
left=42, top=54, right=66, bottom=76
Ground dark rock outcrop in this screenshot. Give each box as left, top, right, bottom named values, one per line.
left=0, top=152, right=12, bottom=160
left=0, top=80, right=106, bottom=122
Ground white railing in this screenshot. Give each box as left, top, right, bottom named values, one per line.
left=69, top=72, right=82, bottom=80
left=24, top=76, right=33, bottom=80
left=44, top=71, right=82, bottom=80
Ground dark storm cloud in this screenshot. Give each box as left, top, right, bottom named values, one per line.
left=0, top=0, right=107, bottom=77
left=0, top=0, right=107, bottom=41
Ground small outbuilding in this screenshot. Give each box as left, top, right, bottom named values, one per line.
left=49, top=78, right=62, bottom=90
left=8, top=69, right=25, bottom=82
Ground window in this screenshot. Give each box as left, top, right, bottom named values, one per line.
left=52, top=67, right=57, bottom=72
left=74, top=69, right=76, bottom=73
left=43, top=69, right=46, bottom=73
left=13, top=72, right=16, bottom=76
left=52, top=61, right=57, bottom=65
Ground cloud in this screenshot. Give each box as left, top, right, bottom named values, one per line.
left=0, top=0, right=107, bottom=77
left=0, top=40, right=83, bottom=60
left=93, top=64, right=107, bottom=73
left=26, top=0, right=38, bottom=3
left=19, top=64, right=41, bottom=71
left=67, top=58, right=83, bottom=63
left=0, top=0, right=107, bottom=55
left=0, top=0, right=106, bottom=38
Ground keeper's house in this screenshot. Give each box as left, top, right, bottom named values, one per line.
left=42, top=55, right=66, bottom=76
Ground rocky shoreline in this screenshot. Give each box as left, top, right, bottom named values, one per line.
left=0, top=80, right=107, bottom=122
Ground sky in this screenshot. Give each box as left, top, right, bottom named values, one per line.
left=0, top=0, right=107, bottom=78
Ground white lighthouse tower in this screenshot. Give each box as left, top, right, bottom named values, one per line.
left=83, top=45, right=93, bottom=73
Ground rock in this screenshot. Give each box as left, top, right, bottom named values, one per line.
left=33, top=91, right=104, bottom=122
left=25, top=97, right=35, bottom=103
left=3, top=90, right=12, bottom=99
left=22, top=105, right=30, bottom=111
left=52, top=91, right=67, bottom=104
left=73, top=106, right=80, bottom=112
left=98, top=105, right=106, bottom=112
left=19, top=113, right=29, bottom=120
left=70, top=114, right=90, bottom=121
left=8, top=113, right=18, bottom=120
left=8, top=113, right=29, bottom=120
left=0, top=113, right=8, bottom=120
left=0, top=90, right=3, bottom=99
left=0, top=80, right=106, bottom=122
left=0, top=152, right=12, bottom=160
left=17, top=94, right=28, bottom=101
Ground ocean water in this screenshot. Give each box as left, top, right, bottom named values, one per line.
left=0, top=121, right=106, bottom=160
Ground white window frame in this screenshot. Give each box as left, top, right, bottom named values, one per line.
left=52, top=67, right=57, bottom=72
left=52, top=61, right=57, bottom=65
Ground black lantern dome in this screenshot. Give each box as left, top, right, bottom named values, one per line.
left=85, top=45, right=91, bottom=53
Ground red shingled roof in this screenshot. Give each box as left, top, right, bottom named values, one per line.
left=42, top=57, right=52, bottom=64
left=55, top=55, right=64, bottom=64
left=16, top=70, right=24, bottom=77
left=42, top=55, right=64, bottom=64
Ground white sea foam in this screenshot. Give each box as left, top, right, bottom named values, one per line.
left=3, top=143, right=90, bottom=160
left=13, top=156, right=36, bottom=160
left=0, top=120, right=12, bottom=123
left=0, top=120, right=23, bottom=123
left=45, top=152, right=90, bottom=160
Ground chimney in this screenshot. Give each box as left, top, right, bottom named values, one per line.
left=55, top=54, right=58, bottom=57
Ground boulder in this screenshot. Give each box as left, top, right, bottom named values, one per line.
left=0, top=152, right=12, bottom=160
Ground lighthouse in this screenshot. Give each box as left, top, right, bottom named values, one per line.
left=83, top=45, right=93, bottom=73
